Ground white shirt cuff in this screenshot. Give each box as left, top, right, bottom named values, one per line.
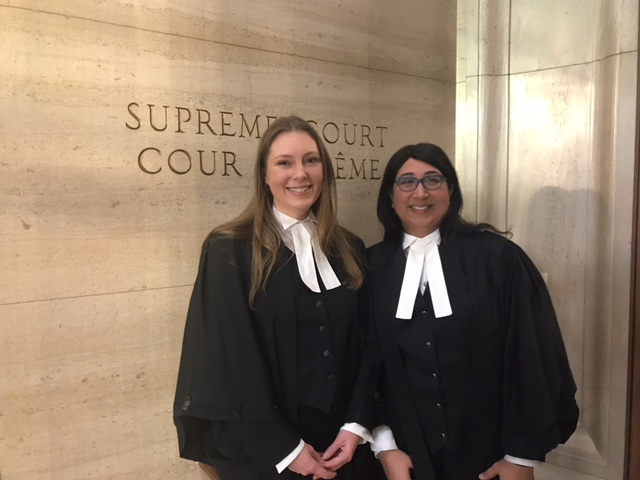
left=504, top=455, right=541, bottom=468
left=340, top=423, right=372, bottom=444
left=276, top=439, right=305, bottom=473
left=370, top=425, right=398, bottom=458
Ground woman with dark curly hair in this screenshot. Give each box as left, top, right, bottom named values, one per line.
left=324, top=143, right=579, bottom=480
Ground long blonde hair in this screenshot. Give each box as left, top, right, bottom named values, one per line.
left=209, top=115, right=364, bottom=306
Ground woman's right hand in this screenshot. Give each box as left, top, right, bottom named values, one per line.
left=378, top=449, right=414, bottom=480
left=288, top=443, right=337, bottom=479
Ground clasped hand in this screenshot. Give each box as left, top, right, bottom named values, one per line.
left=289, top=431, right=362, bottom=479
left=288, top=443, right=336, bottom=479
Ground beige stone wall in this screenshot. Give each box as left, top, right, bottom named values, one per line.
left=457, top=1, right=638, bottom=479
left=0, top=1, right=456, bottom=479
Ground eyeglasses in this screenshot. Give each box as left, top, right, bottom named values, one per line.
left=394, top=174, right=447, bottom=192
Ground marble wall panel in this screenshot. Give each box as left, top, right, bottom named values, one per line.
left=456, top=0, right=469, bottom=84
left=511, top=0, right=600, bottom=73
left=0, top=1, right=457, bottom=479
left=0, top=289, right=198, bottom=480
left=455, top=1, right=510, bottom=226
left=621, top=0, right=640, bottom=51
left=455, top=0, right=478, bottom=221
left=455, top=75, right=479, bottom=219
left=4, top=0, right=456, bottom=82
left=476, top=75, right=508, bottom=230
left=477, top=1, right=510, bottom=76
left=456, top=0, right=479, bottom=80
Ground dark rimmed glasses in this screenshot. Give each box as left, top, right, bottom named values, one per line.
left=394, top=174, right=447, bottom=192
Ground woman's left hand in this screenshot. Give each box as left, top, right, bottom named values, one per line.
left=321, top=430, right=362, bottom=471
left=479, top=459, right=534, bottom=480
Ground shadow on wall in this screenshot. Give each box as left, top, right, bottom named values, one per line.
left=522, top=185, right=609, bottom=461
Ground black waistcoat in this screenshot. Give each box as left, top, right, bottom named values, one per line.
left=393, top=247, right=474, bottom=454
left=292, top=259, right=352, bottom=413
left=293, top=265, right=336, bottom=412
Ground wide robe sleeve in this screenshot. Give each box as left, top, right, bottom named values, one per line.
left=491, top=239, right=579, bottom=460
left=173, top=235, right=299, bottom=470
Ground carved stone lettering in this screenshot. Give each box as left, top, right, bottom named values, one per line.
left=127, top=103, right=389, bottom=178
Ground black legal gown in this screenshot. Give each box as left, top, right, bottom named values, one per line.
left=173, top=234, right=380, bottom=480
left=346, top=230, right=579, bottom=480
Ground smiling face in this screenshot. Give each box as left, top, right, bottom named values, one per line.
left=265, top=131, right=324, bottom=220
left=391, top=158, right=452, bottom=237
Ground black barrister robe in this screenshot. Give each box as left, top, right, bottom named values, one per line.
left=347, top=230, right=579, bottom=480
left=173, top=234, right=367, bottom=479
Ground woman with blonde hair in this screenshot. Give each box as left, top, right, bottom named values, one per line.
left=174, top=116, right=377, bottom=479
